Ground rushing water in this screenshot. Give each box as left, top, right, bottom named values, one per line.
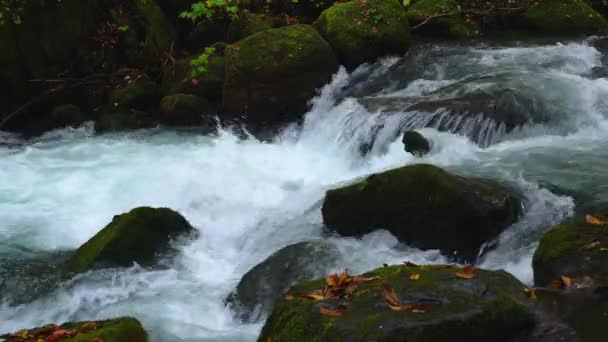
left=2, top=37, right=608, bottom=340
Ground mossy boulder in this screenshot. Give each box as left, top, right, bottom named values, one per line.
left=223, top=24, right=338, bottom=125
left=109, top=74, right=160, bottom=110
left=316, top=0, right=411, bottom=68
left=0, top=317, right=148, bottom=342
left=160, top=94, right=215, bottom=126
left=522, top=0, right=608, bottom=35
left=258, top=264, right=536, bottom=341
left=228, top=241, right=340, bottom=322
left=249, top=0, right=336, bottom=22
left=322, top=164, right=522, bottom=261
left=161, top=54, right=226, bottom=103
left=66, top=207, right=195, bottom=273
left=402, top=130, right=431, bottom=157
left=47, top=104, right=87, bottom=129
left=226, top=11, right=275, bottom=42
left=406, top=0, right=478, bottom=38
left=532, top=214, right=608, bottom=287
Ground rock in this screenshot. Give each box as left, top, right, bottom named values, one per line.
left=135, top=0, right=178, bottom=66
left=226, top=11, right=274, bottom=43
left=161, top=53, right=226, bottom=103
left=532, top=214, right=608, bottom=287
left=49, top=104, right=87, bottom=129
left=316, top=0, right=411, bottom=68
left=585, top=0, right=608, bottom=16
left=95, top=108, right=157, bottom=132
left=159, top=93, right=215, bottom=126
left=66, top=207, right=195, bottom=273
left=0, top=317, right=148, bottom=341
left=322, top=164, right=522, bottom=261
left=522, top=0, right=608, bottom=35
left=222, top=24, right=338, bottom=125
left=258, top=264, right=536, bottom=341
left=228, top=241, right=340, bottom=322
left=249, top=0, right=336, bottom=22
left=407, top=0, right=478, bottom=38
left=109, top=74, right=160, bottom=111
left=402, top=130, right=431, bottom=157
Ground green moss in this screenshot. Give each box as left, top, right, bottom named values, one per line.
left=109, top=74, right=160, bottom=110
left=65, top=317, right=148, bottom=342
left=162, top=54, right=225, bottom=103
left=160, top=93, right=211, bottom=126
left=533, top=222, right=582, bottom=265
left=522, top=0, right=608, bottom=34
left=136, top=0, right=177, bottom=63
left=66, top=207, right=195, bottom=273
left=316, top=0, right=411, bottom=68
left=226, top=11, right=273, bottom=42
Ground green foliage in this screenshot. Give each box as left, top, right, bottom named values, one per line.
left=0, top=0, right=26, bottom=25
left=190, top=47, right=216, bottom=78
left=180, top=0, right=239, bottom=23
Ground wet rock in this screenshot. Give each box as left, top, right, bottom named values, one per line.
left=258, top=264, right=536, bottom=341
left=49, top=104, right=87, bottom=129
left=66, top=207, right=196, bottom=273
left=316, top=0, right=411, bottom=68
left=161, top=53, right=226, bottom=104
left=160, top=93, right=215, bottom=126
left=0, top=317, right=148, bottom=341
left=402, top=130, right=431, bottom=157
left=109, top=74, right=160, bottom=111
left=228, top=241, right=340, bottom=322
left=322, top=164, right=523, bottom=262
left=222, top=24, right=338, bottom=125
left=407, top=0, right=478, bottom=38
left=532, top=214, right=608, bottom=287
left=522, top=0, right=608, bottom=35
left=226, top=11, right=274, bottom=43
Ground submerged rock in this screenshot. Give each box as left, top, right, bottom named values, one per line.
left=322, top=164, right=522, bottom=261
left=402, top=130, right=431, bottom=157
left=532, top=214, right=608, bottom=287
left=522, top=0, right=608, bottom=35
left=66, top=207, right=195, bottom=273
left=316, top=0, right=411, bottom=68
left=258, top=264, right=536, bottom=341
left=228, top=241, right=340, bottom=322
left=0, top=317, right=148, bottom=341
left=222, top=24, right=338, bottom=125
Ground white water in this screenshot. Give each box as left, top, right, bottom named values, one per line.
left=2, top=38, right=608, bottom=340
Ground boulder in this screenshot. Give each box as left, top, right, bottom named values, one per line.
left=161, top=53, right=226, bottom=103
left=258, top=264, right=536, bottom=341
left=249, top=0, right=336, bottom=22
left=322, top=164, right=522, bottom=261
left=532, top=214, right=608, bottom=287
left=50, top=104, right=87, bottom=129
left=228, top=241, right=340, bottom=322
left=0, top=317, right=148, bottom=341
left=66, top=207, right=195, bottom=273
left=521, top=0, right=608, bottom=35
left=402, top=130, right=431, bottom=157
left=316, top=0, right=411, bottom=68
left=159, top=93, right=215, bottom=126
left=222, top=24, right=338, bottom=125
left=109, top=74, right=160, bottom=111
left=407, top=0, right=478, bottom=38
left=226, top=11, right=274, bottom=43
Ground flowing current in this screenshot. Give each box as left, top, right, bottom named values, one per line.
left=2, top=38, right=608, bottom=340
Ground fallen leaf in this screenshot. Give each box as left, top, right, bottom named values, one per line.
left=409, top=274, right=421, bottom=281
left=456, top=265, right=477, bottom=279
left=586, top=214, right=607, bottom=226
left=523, top=288, right=537, bottom=300
left=191, top=78, right=200, bottom=86
left=410, top=302, right=435, bottom=313
left=46, top=329, right=76, bottom=342
left=91, top=337, right=104, bottom=342
left=561, top=276, right=572, bottom=288
left=345, top=283, right=359, bottom=294
left=351, top=276, right=380, bottom=282
left=81, top=322, right=99, bottom=332
left=601, top=248, right=608, bottom=252
left=232, top=44, right=241, bottom=51
left=300, top=290, right=326, bottom=301
left=583, top=240, right=601, bottom=250
left=380, top=280, right=401, bottom=307
left=284, top=295, right=295, bottom=301
left=320, top=304, right=347, bottom=317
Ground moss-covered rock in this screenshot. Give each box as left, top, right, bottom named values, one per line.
left=249, top=0, right=336, bottom=22
left=522, top=0, right=608, bottom=35
left=407, top=0, right=478, bottom=38
left=50, top=104, right=86, bottom=128
left=66, top=207, right=195, bottom=273
left=160, top=93, right=214, bottom=126
left=228, top=241, right=340, bottom=322
left=258, top=264, right=536, bottom=341
left=402, top=130, right=431, bottom=157
left=226, top=11, right=274, bottom=42
left=161, top=54, right=226, bottom=103
left=322, top=164, right=522, bottom=261
left=223, top=24, right=338, bottom=125
left=316, top=0, right=411, bottom=68
left=0, top=317, right=148, bottom=342
left=109, top=74, right=160, bottom=110
left=532, top=214, right=608, bottom=287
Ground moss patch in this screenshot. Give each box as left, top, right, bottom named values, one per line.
left=522, top=0, right=608, bottom=35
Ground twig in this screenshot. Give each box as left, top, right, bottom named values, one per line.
left=411, top=6, right=526, bottom=31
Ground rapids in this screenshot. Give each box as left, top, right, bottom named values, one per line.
left=2, top=37, right=608, bottom=340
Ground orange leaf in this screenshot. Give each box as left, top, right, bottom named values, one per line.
left=600, top=248, right=608, bottom=252
left=560, top=276, right=572, bottom=288
left=456, top=265, right=477, bottom=279
left=585, top=214, right=607, bottom=226
left=45, top=329, right=76, bottom=342
left=409, top=274, right=421, bottom=281
left=388, top=303, right=413, bottom=311
left=351, top=276, right=380, bottom=282
left=380, top=281, right=401, bottom=307
left=284, top=295, right=295, bottom=301
left=345, top=283, right=359, bottom=294
left=320, top=304, right=347, bottom=317
left=300, top=290, right=326, bottom=301
left=232, top=44, right=241, bottom=51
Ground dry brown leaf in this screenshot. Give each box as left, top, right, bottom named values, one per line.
left=601, top=248, right=608, bottom=252
left=585, top=214, right=607, bottom=226
left=410, top=302, right=434, bottom=313
left=561, top=276, right=572, bottom=288
left=409, top=274, right=421, bottom=281
left=352, top=276, right=380, bottom=282
left=403, top=261, right=420, bottom=267
left=300, top=290, right=326, bottom=301
left=320, top=305, right=347, bottom=317
left=380, top=280, right=401, bottom=307
left=284, top=295, right=295, bottom=301
left=345, top=283, right=359, bottom=294
left=456, top=265, right=477, bottom=279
